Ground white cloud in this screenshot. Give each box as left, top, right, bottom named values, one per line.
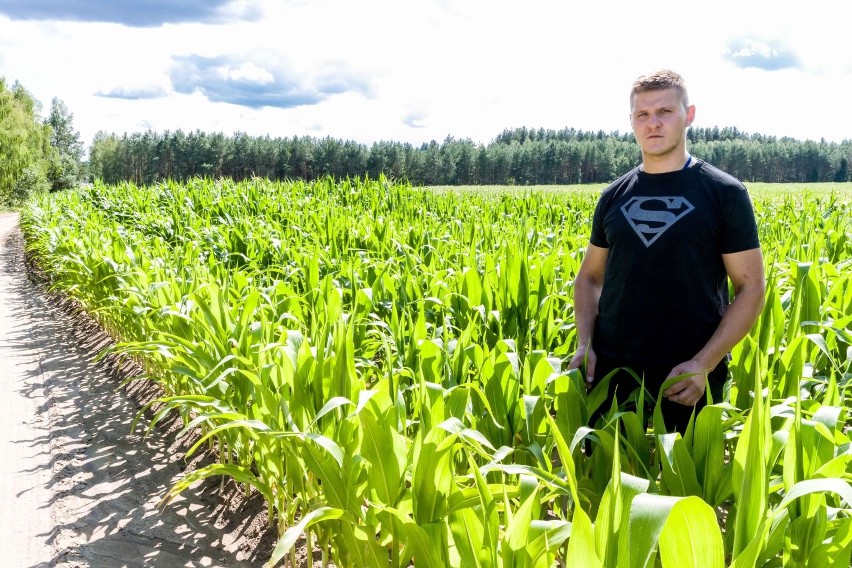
left=223, top=62, right=275, bottom=84
left=733, top=41, right=776, bottom=59
left=1, top=0, right=850, bottom=150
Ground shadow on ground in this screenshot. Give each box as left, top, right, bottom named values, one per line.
left=2, top=226, right=279, bottom=568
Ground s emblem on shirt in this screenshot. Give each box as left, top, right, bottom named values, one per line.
left=620, top=196, right=695, bottom=247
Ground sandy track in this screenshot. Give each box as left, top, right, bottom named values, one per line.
left=0, top=213, right=276, bottom=567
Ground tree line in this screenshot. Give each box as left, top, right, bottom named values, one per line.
left=0, top=78, right=83, bottom=207
left=89, top=127, right=852, bottom=187
left=3, top=75, right=850, bottom=210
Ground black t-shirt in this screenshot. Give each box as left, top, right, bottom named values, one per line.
left=589, top=159, right=760, bottom=369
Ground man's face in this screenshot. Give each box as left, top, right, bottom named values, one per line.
left=630, top=88, right=695, bottom=158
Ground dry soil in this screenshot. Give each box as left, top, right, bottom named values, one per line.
left=0, top=213, right=281, bottom=567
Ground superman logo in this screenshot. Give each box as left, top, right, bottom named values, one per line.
left=620, top=196, right=695, bottom=247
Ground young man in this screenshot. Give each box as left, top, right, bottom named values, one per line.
left=567, top=69, right=766, bottom=434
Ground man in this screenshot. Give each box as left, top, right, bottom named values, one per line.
left=567, top=69, right=765, bottom=434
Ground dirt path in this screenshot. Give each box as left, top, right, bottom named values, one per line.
left=0, top=213, right=276, bottom=567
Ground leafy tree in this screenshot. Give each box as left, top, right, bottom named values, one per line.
left=45, top=97, right=84, bottom=191
left=0, top=78, right=52, bottom=207
left=88, top=131, right=121, bottom=182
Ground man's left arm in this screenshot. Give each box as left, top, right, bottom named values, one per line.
left=664, top=247, right=766, bottom=406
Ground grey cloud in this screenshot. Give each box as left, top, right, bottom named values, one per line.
left=169, top=53, right=372, bottom=109
left=96, top=86, right=168, bottom=100
left=403, top=111, right=428, bottom=128
left=0, top=0, right=261, bottom=27
left=725, top=38, right=802, bottom=71
left=314, top=62, right=374, bottom=97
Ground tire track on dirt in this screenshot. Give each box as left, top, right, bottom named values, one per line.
left=0, top=211, right=55, bottom=567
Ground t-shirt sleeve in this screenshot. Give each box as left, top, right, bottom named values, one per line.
left=589, top=197, right=609, bottom=248
left=720, top=185, right=760, bottom=253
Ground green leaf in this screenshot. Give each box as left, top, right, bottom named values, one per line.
left=449, top=508, right=486, bottom=568
left=658, top=496, right=725, bottom=568
left=692, top=405, right=727, bottom=505
left=731, top=368, right=768, bottom=558
left=264, top=507, right=345, bottom=568
left=503, top=482, right=540, bottom=567
left=359, top=400, right=405, bottom=506
left=658, top=433, right=702, bottom=497
left=565, top=507, right=603, bottom=568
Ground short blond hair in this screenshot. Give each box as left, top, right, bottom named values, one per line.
left=630, top=69, right=689, bottom=110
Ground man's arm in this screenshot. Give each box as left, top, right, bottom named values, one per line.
left=567, top=243, right=608, bottom=386
left=664, top=247, right=766, bottom=406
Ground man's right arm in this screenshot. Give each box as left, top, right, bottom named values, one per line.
left=567, top=243, right=608, bottom=386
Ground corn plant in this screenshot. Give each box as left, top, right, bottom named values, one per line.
left=21, top=178, right=852, bottom=567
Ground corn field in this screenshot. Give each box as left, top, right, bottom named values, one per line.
left=20, top=177, right=852, bottom=567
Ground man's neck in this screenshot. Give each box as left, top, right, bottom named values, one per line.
left=641, top=151, right=690, bottom=174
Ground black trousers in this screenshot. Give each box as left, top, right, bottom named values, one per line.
left=588, top=353, right=727, bottom=435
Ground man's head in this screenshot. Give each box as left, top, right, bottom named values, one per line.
left=629, top=69, right=696, bottom=170
left=630, top=69, right=689, bottom=111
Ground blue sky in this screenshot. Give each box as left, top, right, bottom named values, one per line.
left=1, top=0, right=849, bottom=152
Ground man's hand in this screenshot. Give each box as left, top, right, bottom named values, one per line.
left=663, top=248, right=764, bottom=408
left=570, top=244, right=607, bottom=391
left=567, top=346, right=597, bottom=389
left=663, top=360, right=709, bottom=406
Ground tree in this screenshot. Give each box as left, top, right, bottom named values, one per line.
left=0, top=79, right=52, bottom=207
left=80, top=124, right=852, bottom=187
left=45, top=97, right=83, bottom=191
left=88, top=131, right=124, bottom=183
left=835, top=157, right=849, bottom=182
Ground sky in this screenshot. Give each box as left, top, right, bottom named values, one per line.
left=1, top=0, right=850, bottom=154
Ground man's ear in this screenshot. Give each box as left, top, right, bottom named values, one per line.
left=686, top=105, right=696, bottom=127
